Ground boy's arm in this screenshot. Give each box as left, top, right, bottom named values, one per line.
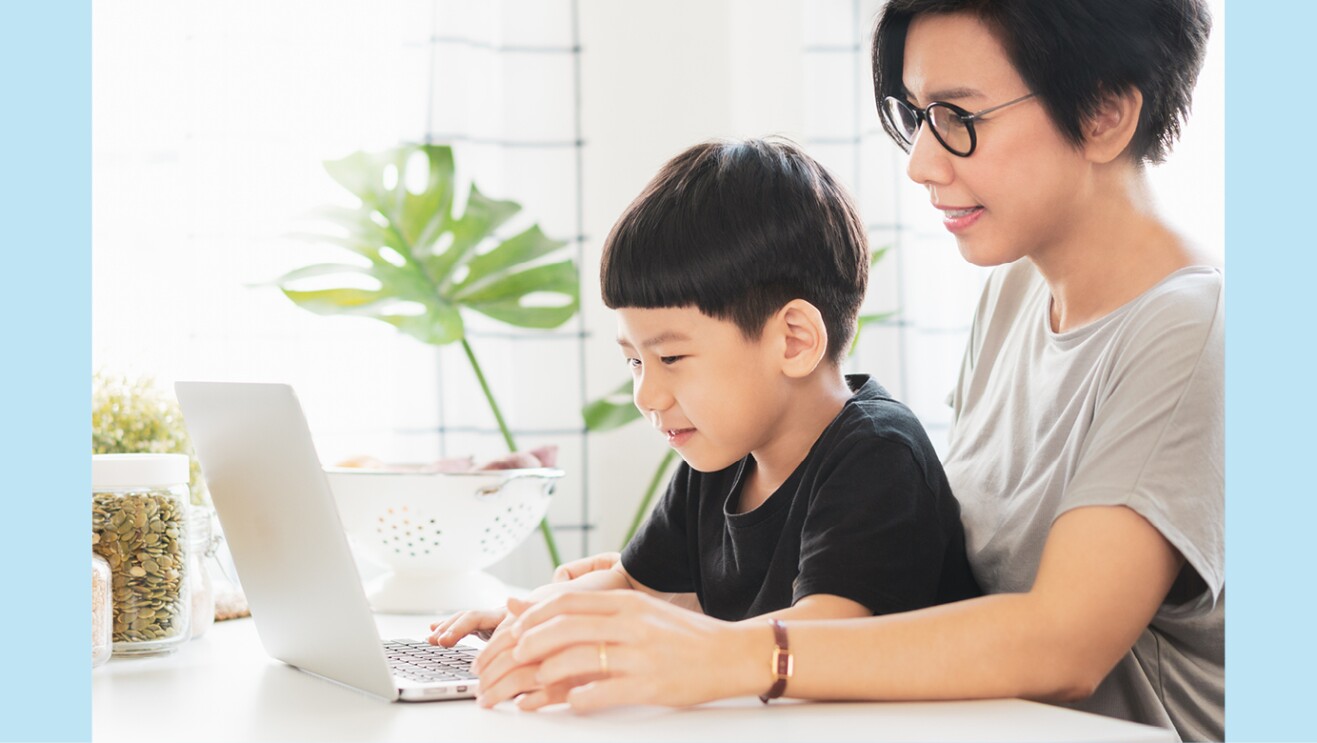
left=755, top=594, right=871, bottom=621
left=540, top=563, right=701, bottom=610
left=550, top=551, right=703, bottom=610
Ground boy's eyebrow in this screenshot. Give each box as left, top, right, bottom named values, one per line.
left=616, top=331, right=692, bottom=349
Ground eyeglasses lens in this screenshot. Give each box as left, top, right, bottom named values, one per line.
left=928, top=105, right=971, bottom=155
left=884, top=98, right=919, bottom=146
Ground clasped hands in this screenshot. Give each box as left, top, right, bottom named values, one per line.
left=427, top=553, right=752, bottom=711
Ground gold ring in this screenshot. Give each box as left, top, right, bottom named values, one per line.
left=598, top=643, right=609, bottom=676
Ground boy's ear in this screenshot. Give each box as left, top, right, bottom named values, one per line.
left=1083, top=85, right=1143, bottom=164
left=775, top=299, right=829, bottom=378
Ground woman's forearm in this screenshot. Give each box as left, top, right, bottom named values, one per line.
left=729, top=592, right=1098, bottom=703
left=725, top=508, right=1182, bottom=704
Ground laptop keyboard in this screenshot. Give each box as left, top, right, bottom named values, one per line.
left=383, top=639, right=480, bottom=683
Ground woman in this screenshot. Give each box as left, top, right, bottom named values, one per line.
left=475, top=1, right=1223, bottom=739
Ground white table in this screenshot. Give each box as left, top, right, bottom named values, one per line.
left=92, top=615, right=1176, bottom=742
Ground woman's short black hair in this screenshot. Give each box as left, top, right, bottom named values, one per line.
left=872, top=0, right=1211, bottom=165
left=601, top=138, right=868, bottom=365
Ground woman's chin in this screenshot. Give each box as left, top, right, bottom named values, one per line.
left=955, top=237, right=1019, bottom=268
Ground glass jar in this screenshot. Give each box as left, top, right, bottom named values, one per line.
left=188, top=506, right=216, bottom=639
left=92, top=552, right=112, bottom=667
left=92, top=454, right=191, bottom=656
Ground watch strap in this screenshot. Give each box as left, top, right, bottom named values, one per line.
left=759, top=619, right=792, bottom=703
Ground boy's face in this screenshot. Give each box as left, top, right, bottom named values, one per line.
left=616, top=306, right=788, bottom=472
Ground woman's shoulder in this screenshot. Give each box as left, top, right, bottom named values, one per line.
left=1115, top=265, right=1223, bottom=349
left=1133, top=265, right=1222, bottom=315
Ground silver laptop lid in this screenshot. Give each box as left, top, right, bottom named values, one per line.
left=176, top=381, right=398, bottom=701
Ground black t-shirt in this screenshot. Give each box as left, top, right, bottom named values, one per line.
left=621, top=375, right=981, bottom=621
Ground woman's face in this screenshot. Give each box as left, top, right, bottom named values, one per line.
left=900, top=12, right=1090, bottom=267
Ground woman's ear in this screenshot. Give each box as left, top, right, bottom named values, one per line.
left=776, top=299, right=829, bottom=378
left=1084, top=85, right=1143, bottom=164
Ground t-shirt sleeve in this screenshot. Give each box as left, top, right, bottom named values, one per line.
left=619, top=463, right=697, bottom=593
left=1059, top=280, right=1224, bottom=615
left=792, top=434, right=953, bottom=615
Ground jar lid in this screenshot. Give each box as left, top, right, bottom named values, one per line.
left=92, top=453, right=190, bottom=489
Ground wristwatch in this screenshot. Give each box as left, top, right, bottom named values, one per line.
left=759, top=619, right=792, bottom=703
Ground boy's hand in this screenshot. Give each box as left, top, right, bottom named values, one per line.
left=552, top=552, right=622, bottom=583
left=427, top=607, right=507, bottom=647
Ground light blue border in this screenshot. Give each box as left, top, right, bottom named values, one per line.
left=1226, top=3, right=1314, bottom=741
left=0, top=2, right=90, bottom=741
left=0, top=2, right=1300, bottom=742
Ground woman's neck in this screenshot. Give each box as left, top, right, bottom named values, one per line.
left=1030, top=164, right=1203, bottom=333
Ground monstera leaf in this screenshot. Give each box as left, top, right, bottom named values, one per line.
left=276, top=144, right=579, bottom=345
left=581, top=378, right=644, bottom=433
left=272, top=143, right=576, bottom=568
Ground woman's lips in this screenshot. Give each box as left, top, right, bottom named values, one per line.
left=665, top=428, right=695, bottom=447
left=941, top=206, right=984, bottom=233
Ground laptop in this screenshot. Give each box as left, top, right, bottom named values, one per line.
left=176, top=381, right=481, bottom=702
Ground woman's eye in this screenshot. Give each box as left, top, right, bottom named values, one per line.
left=659, top=355, right=683, bottom=365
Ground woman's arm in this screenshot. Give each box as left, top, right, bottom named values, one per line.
left=493, top=504, right=1182, bottom=711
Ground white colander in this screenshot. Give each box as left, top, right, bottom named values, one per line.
left=325, top=467, right=562, bottom=613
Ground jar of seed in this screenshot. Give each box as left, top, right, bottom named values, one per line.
left=92, top=453, right=191, bottom=655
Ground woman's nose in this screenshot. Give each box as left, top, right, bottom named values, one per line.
left=905, top=125, right=954, bottom=188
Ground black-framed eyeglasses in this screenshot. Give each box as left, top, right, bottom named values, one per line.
left=881, top=93, right=1036, bottom=157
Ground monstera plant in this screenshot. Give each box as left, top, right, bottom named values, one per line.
left=275, top=143, right=577, bottom=567
left=586, top=246, right=896, bottom=549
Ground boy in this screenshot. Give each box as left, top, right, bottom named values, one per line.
left=431, top=139, right=978, bottom=693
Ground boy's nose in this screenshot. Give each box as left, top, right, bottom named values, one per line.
left=632, top=370, right=673, bottom=415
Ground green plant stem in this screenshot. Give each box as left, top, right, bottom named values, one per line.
left=621, top=448, right=678, bottom=548
left=460, top=338, right=563, bottom=568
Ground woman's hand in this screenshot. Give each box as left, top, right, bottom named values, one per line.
left=551, top=551, right=622, bottom=583
left=482, top=591, right=769, bottom=712
left=467, top=598, right=588, bottom=709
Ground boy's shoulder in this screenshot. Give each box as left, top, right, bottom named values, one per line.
left=790, top=376, right=948, bottom=497
left=811, top=375, right=944, bottom=478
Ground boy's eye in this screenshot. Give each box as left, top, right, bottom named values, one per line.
left=659, top=355, right=683, bottom=365
left=625, top=357, right=641, bottom=368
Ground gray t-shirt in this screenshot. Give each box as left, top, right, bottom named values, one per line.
left=944, top=260, right=1224, bottom=742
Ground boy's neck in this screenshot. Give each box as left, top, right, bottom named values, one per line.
left=736, top=369, right=855, bottom=514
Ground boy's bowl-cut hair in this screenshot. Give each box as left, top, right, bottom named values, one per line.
left=872, top=0, right=1211, bottom=165
left=600, top=138, right=869, bottom=365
